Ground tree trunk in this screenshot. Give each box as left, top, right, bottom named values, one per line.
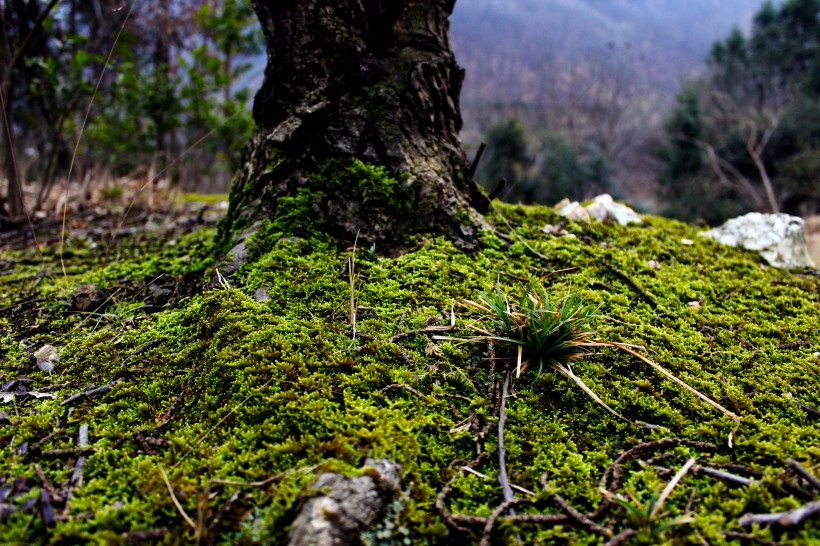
left=219, top=0, right=488, bottom=252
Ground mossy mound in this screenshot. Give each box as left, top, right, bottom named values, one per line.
left=1, top=203, right=818, bottom=545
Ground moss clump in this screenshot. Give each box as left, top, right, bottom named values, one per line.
left=219, top=157, right=419, bottom=256
left=1, top=203, right=819, bottom=544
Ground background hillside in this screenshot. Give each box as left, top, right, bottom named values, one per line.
left=450, top=0, right=769, bottom=208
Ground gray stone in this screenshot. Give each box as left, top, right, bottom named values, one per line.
left=253, top=287, right=272, bottom=303
left=698, top=213, right=816, bottom=269
left=287, top=458, right=402, bottom=546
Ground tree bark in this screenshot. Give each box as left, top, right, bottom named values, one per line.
left=219, top=0, right=488, bottom=251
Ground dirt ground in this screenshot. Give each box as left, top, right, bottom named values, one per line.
left=807, top=215, right=820, bottom=266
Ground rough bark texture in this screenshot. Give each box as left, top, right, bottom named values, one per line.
left=219, top=0, right=488, bottom=251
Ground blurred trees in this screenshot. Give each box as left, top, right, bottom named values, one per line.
left=659, top=0, right=820, bottom=223
left=471, top=42, right=659, bottom=209
left=477, top=118, right=619, bottom=205
left=0, top=0, right=261, bottom=220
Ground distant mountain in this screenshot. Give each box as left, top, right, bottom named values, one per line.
left=451, top=0, right=768, bottom=104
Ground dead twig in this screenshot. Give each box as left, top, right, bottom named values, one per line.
left=159, top=466, right=196, bottom=531
left=497, top=370, right=515, bottom=507
left=389, top=324, right=455, bottom=343
left=603, top=528, right=637, bottom=546
left=553, top=493, right=611, bottom=537
left=601, top=341, right=740, bottom=447
left=380, top=383, right=426, bottom=400
left=693, top=465, right=752, bottom=487
left=39, top=447, right=94, bottom=458
left=67, top=424, right=89, bottom=493
left=61, top=380, right=119, bottom=406
left=600, top=259, right=659, bottom=309
left=478, top=498, right=529, bottom=546
left=787, top=458, right=820, bottom=494
left=739, top=499, right=820, bottom=529
left=124, top=528, right=168, bottom=542
left=721, top=531, right=780, bottom=546
left=778, top=341, right=811, bottom=350
left=435, top=453, right=488, bottom=532
left=35, top=464, right=63, bottom=504
left=791, top=398, right=820, bottom=419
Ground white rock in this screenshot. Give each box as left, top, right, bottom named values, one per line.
left=555, top=194, right=642, bottom=226
left=33, top=344, right=59, bottom=375
left=698, top=213, right=816, bottom=269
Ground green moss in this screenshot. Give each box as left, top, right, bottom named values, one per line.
left=1, top=203, right=819, bottom=544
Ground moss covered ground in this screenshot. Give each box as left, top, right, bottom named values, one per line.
left=0, top=201, right=818, bottom=545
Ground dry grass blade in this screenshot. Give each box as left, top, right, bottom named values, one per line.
left=158, top=466, right=196, bottom=531
left=552, top=362, right=641, bottom=427
left=349, top=231, right=359, bottom=338
left=601, top=341, right=741, bottom=446
left=651, top=457, right=695, bottom=520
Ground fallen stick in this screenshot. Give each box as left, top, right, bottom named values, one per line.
left=739, top=499, right=820, bottom=528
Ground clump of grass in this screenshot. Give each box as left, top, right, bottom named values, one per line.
left=601, top=457, right=697, bottom=542
left=463, top=284, right=599, bottom=377
left=460, top=284, right=741, bottom=443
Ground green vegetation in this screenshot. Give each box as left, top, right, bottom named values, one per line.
left=659, top=0, right=820, bottom=222
left=1, top=0, right=261, bottom=211
left=477, top=120, right=619, bottom=206
left=0, top=201, right=818, bottom=544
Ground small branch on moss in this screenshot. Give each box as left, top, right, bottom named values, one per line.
left=778, top=341, right=811, bottom=350
left=553, top=493, right=611, bottom=537
left=347, top=231, right=359, bottom=346
left=39, top=447, right=94, bottom=458
left=207, top=490, right=241, bottom=542
left=600, top=259, right=659, bottom=309
left=124, top=528, right=168, bottom=542
left=787, top=458, right=820, bottom=494
left=134, top=339, right=163, bottom=356
left=61, top=380, right=119, bottom=406
left=380, top=383, right=426, bottom=400
left=159, top=466, right=197, bottom=531
left=693, top=465, right=751, bottom=486
left=789, top=396, right=820, bottom=419
left=133, top=428, right=169, bottom=455
left=739, top=499, right=820, bottom=528
left=600, top=439, right=717, bottom=494
left=653, top=312, right=669, bottom=327
left=389, top=324, right=455, bottom=343
left=488, top=200, right=550, bottom=261
left=161, top=357, right=200, bottom=426
left=460, top=466, right=535, bottom=496
left=603, top=528, right=636, bottom=546
left=497, top=370, right=514, bottom=506
left=722, top=282, right=752, bottom=300
left=397, top=309, right=408, bottom=329
left=702, top=461, right=765, bottom=477
left=35, top=464, right=63, bottom=504
left=31, top=430, right=61, bottom=453
left=721, top=531, right=781, bottom=546
left=435, top=453, right=488, bottom=532
left=68, top=424, right=89, bottom=489
left=478, top=498, right=530, bottom=546
left=735, top=337, right=758, bottom=351
left=435, top=392, right=472, bottom=403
